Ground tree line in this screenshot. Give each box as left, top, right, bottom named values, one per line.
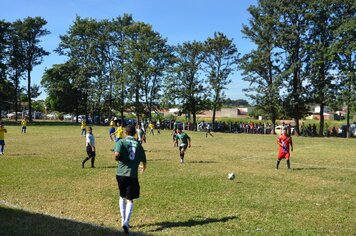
left=240, top=0, right=355, bottom=136
left=0, top=0, right=355, bottom=136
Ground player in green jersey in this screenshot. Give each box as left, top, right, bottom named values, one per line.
left=114, top=125, right=147, bottom=234
left=174, top=126, right=191, bottom=163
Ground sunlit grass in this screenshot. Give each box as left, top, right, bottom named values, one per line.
left=0, top=124, right=355, bottom=235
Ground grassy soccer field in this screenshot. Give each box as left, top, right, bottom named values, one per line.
left=0, top=124, right=355, bottom=235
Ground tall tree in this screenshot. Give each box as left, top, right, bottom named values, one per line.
left=275, top=0, right=310, bottom=134
left=106, top=15, right=134, bottom=120
left=205, top=32, right=238, bottom=128
left=173, top=41, right=208, bottom=130
left=56, top=16, right=97, bottom=122
left=240, top=1, right=282, bottom=133
left=304, top=0, right=338, bottom=136
left=331, top=0, right=356, bottom=138
left=13, top=17, right=50, bottom=121
left=123, top=22, right=169, bottom=121
left=0, top=20, right=13, bottom=116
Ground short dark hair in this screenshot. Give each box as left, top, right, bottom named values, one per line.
left=126, top=125, right=136, bottom=136
left=178, top=126, right=183, bottom=131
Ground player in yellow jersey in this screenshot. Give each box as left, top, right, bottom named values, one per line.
left=21, top=117, right=27, bottom=133
left=0, top=122, right=8, bottom=155
left=81, top=120, right=86, bottom=136
left=148, top=122, right=155, bottom=135
left=114, top=121, right=125, bottom=142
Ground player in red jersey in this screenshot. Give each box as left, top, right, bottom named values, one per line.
left=276, top=127, right=293, bottom=170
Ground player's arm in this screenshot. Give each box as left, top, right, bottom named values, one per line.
left=277, top=137, right=283, bottom=146
left=174, top=135, right=178, bottom=146
left=139, top=147, right=147, bottom=173
left=114, top=140, right=123, bottom=161
left=114, top=151, right=120, bottom=161
left=140, top=162, right=147, bottom=173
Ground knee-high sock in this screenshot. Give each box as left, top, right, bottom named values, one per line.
left=287, top=160, right=291, bottom=169
left=0, top=145, right=3, bottom=153
left=119, top=197, right=126, bottom=225
left=124, top=200, right=134, bottom=226
left=276, top=159, right=280, bottom=169
left=91, top=156, right=95, bottom=167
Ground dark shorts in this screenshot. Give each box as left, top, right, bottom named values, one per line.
left=86, top=146, right=96, bottom=158
left=179, top=145, right=188, bottom=152
left=109, top=127, right=115, bottom=134
left=116, top=175, right=140, bottom=200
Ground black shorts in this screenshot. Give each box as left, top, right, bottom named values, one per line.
left=116, top=176, right=140, bottom=200
left=179, top=145, right=188, bottom=152
left=86, top=146, right=96, bottom=158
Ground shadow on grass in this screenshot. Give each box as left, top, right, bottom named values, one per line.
left=292, top=167, right=327, bottom=171
left=142, top=215, right=238, bottom=232
left=95, top=166, right=117, bottom=169
left=0, top=206, right=150, bottom=236
left=189, top=160, right=218, bottom=164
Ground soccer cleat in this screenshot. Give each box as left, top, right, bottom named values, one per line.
left=123, top=225, right=129, bottom=234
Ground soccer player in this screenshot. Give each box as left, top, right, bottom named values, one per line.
left=156, top=120, right=161, bottom=134
left=135, top=123, right=146, bottom=144
left=276, top=127, right=293, bottom=170
left=205, top=123, right=213, bottom=138
left=174, top=127, right=191, bottom=163
left=0, top=122, right=7, bottom=155
left=81, top=120, right=86, bottom=136
left=21, top=117, right=27, bottom=134
left=109, top=119, right=116, bottom=141
left=82, top=126, right=96, bottom=168
left=114, top=121, right=124, bottom=142
left=148, top=122, right=154, bottom=135
left=114, top=125, right=147, bottom=234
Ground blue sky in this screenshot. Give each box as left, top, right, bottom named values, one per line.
left=2, top=0, right=257, bottom=100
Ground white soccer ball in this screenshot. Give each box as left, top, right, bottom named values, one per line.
left=228, top=172, right=236, bottom=180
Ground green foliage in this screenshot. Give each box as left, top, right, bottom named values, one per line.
left=205, top=32, right=239, bottom=124
left=12, top=17, right=50, bottom=121
left=240, top=1, right=283, bottom=129
left=171, top=41, right=209, bottom=128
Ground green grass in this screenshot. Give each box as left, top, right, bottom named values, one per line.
left=0, top=125, right=355, bottom=235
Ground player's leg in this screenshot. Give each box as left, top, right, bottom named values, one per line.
left=276, top=158, right=281, bottom=169
left=179, top=146, right=184, bottom=163
left=287, top=158, right=291, bottom=170
left=117, top=176, right=128, bottom=233
left=90, top=151, right=96, bottom=168
left=82, top=146, right=91, bottom=168
left=0, top=141, right=5, bottom=154
left=123, top=178, right=140, bottom=234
